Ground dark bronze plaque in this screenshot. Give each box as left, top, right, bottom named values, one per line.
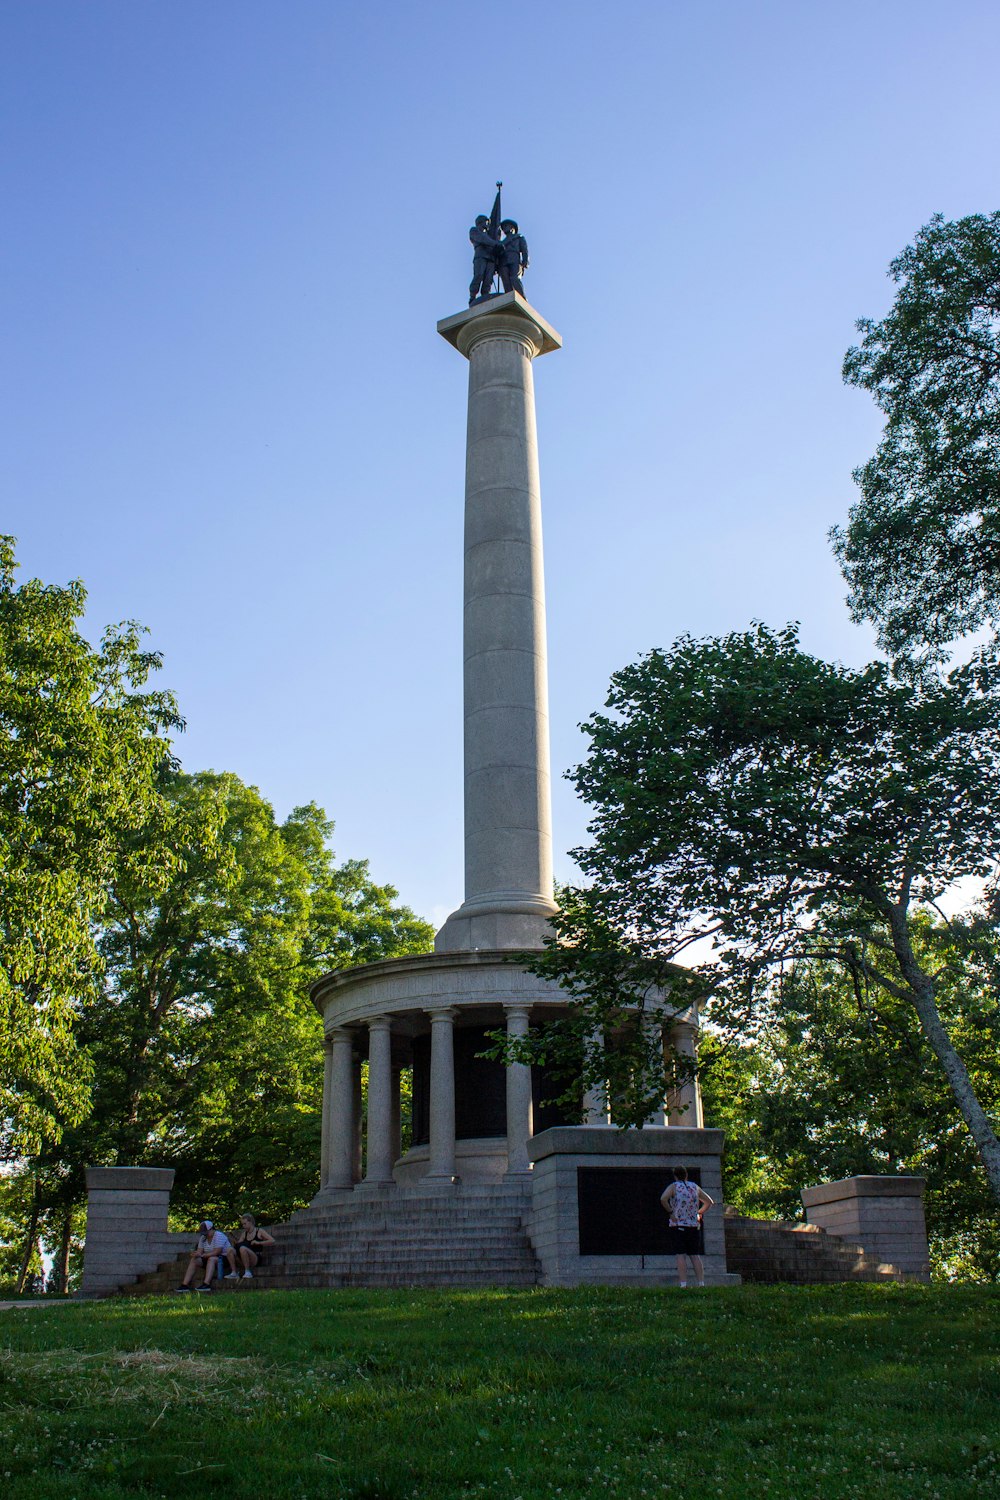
left=577, top=1167, right=704, bottom=1256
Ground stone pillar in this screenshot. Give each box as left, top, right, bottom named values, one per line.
left=320, top=1028, right=355, bottom=1195
left=352, top=1056, right=364, bottom=1183
left=426, top=1006, right=458, bottom=1183
left=582, top=1028, right=610, bottom=1125
left=667, top=1019, right=703, bottom=1128
left=320, top=1034, right=334, bottom=1188
left=390, top=1066, right=403, bottom=1168
left=801, top=1176, right=929, bottom=1279
left=364, top=1015, right=394, bottom=1186
left=82, top=1167, right=178, bottom=1298
left=642, top=1014, right=668, bottom=1128
left=504, top=1003, right=533, bottom=1175
left=435, top=296, right=563, bottom=953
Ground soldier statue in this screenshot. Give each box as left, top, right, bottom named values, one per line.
left=499, top=219, right=529, bottom=296
left=469, top=215, right=500, bottom=305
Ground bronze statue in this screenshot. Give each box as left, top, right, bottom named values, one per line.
left=468, top=182, right=529, bottom=305
left=469, top=214, right=500, bottom=305
left=499, top=219, right=529, bottom=296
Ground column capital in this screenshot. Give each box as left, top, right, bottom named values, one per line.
left=437, top=292, right=562, bottom=359
left=368, top=1014, right=393, bottom=1035
left=327, top=1026, right=355, bottom=1049
left=504, top=1002, right=532, bottom=1025
left=427, top=1005, right=459, bottom=1023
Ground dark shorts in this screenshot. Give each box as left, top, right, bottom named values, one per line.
left=674, top=1226, right=701, bottom=1254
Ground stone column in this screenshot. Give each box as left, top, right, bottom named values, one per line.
left=667, top=1019, right=703, bottom=1128
left=364, top=1015, right=394, bottom=1186
left=642, top=1013, right=668, bottom=1127
left=504, top=1003, right=533, bottom=1175
left=582, top=1027, right=610, bottom=1125
left=435, top=296, right=563, bottom=953
left=322, top=1028, right=355, bottom=1194
left=390, top=1066, right=403, bottom=1168
left=426, top=1006, right=458, bottom=1183
left=352, top=1056, right=363, bottom=1183
left=319, top=1034, right=334, bottom=1188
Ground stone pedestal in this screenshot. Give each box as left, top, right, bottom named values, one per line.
left=527, top=1126, right=738, bottom=1287
left=435, top=294, right=562, bottom=953
left=81, top=1167, right=185, bottom=1298
left=801, top=1175, right=929, bottom=1279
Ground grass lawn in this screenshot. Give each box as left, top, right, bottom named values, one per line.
left=1, top=1284, right=997, bottom=1499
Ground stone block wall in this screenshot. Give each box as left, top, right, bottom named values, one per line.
left=528, top=1125, right=736, bottom=1286
left=81, top=1167, right=187, bottom=1297
left=801, top=1175, right=929, bottom=1280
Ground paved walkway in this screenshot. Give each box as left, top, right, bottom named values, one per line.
left=0, top=1298, right=78, bottom=1312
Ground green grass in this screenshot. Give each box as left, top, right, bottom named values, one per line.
left=1, top=1285, right=998, bottom=1499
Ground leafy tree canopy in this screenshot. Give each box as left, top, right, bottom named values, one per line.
left=35, top=771, right=433, bottom=1227
left=832, top=211, right=1000, bottom=661
left=0, top=537, right=180, bottom=1154
left=534, top=622, right=1000, bottom=1203
left=704, top=924, right=1000, bottom=1280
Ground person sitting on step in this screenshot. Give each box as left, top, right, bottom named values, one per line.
left=233, top=1213, right=275, bottom=1279
left=177, top=1220, right=239, bottom=1292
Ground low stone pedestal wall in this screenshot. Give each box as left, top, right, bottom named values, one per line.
left=801, top=1175, right=929, bottom=1280
left=81, top=1167, right=187, bottom=1298
left=527, top=1126, right=738, bottom=1287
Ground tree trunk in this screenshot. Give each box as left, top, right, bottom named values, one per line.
left=14, top=1192, right=40, bottom=1295
left=889, top=908, right=1000, bottom=1205
left=55, top=1210, right=73, bottom=1296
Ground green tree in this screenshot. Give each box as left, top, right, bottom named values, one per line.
left=0, top=537, right=180, bottom=1154
left=34, top=771, right=433, bottom=1230
left=703, top=933, right=1000, bottom=1280
left=533, top=622, right=1000, bottom=1204
left=832, top=211, right=1000, bottom=661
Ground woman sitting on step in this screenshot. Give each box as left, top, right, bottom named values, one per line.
left=233, top=1214, right=275, bottom=1279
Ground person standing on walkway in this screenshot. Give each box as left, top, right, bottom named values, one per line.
left=661, top=1167, right=714, bottom=1288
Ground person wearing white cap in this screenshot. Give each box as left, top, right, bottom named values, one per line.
left=176, top=1219, right=238, bottom=1292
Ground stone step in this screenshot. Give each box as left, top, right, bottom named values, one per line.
left=723, top=1213, right=910, bottom=1283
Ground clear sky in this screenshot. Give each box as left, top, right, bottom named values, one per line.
left=4, top=2, right=999, bottom=929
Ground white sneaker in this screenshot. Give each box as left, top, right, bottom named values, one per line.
left=224, top=1271, right=239, bottom=1280
left=242, top=1270, right=253, bottom=1279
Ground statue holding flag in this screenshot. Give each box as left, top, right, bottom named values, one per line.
left=468, top=183, right=528, bottom=305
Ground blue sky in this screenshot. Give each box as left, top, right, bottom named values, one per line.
left=4, top=2, right=999, bottom=928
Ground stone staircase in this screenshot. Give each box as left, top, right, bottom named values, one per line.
left=118, top=1181, right=541, bottom=1296
left=723, top=1209, right=912, bottom=1283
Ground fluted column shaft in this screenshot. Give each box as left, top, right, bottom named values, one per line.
left=582, top=1027, right=610, bottom=1125
left=320, top=1035, right=334, bottom=1186
left=668, top=1019, right=703, bottom=1127
left=435, top=300, right=561, bottom=953
left=390, top=1066, right=403, bottom=1167
left=365, top=1016, right=394, bottom=1185
left=642, top=1013, right=668, bottom=1128
left=325, top=1028, right=356, bottom=1192
left=426, top=1007, right=458, bottom=1181
left=504, top=1003, right=533, bottom=1174
left=352, top=1057, right=363, bottom=1183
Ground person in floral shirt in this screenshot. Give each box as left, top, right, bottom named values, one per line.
left=661, top=1166, right=714, bottom=1288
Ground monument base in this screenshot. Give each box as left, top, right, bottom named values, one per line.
left=527, top=1126, right=739, bottom=1287
left=434, top=894, right=558, bottom=953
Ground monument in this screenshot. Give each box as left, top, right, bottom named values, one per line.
left=298, top=188, right=727, bottom=1286
left=78, top=194, right=931, bottom=1294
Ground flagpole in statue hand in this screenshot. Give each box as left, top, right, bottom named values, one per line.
left=489, top=182, right=503, bottom=294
